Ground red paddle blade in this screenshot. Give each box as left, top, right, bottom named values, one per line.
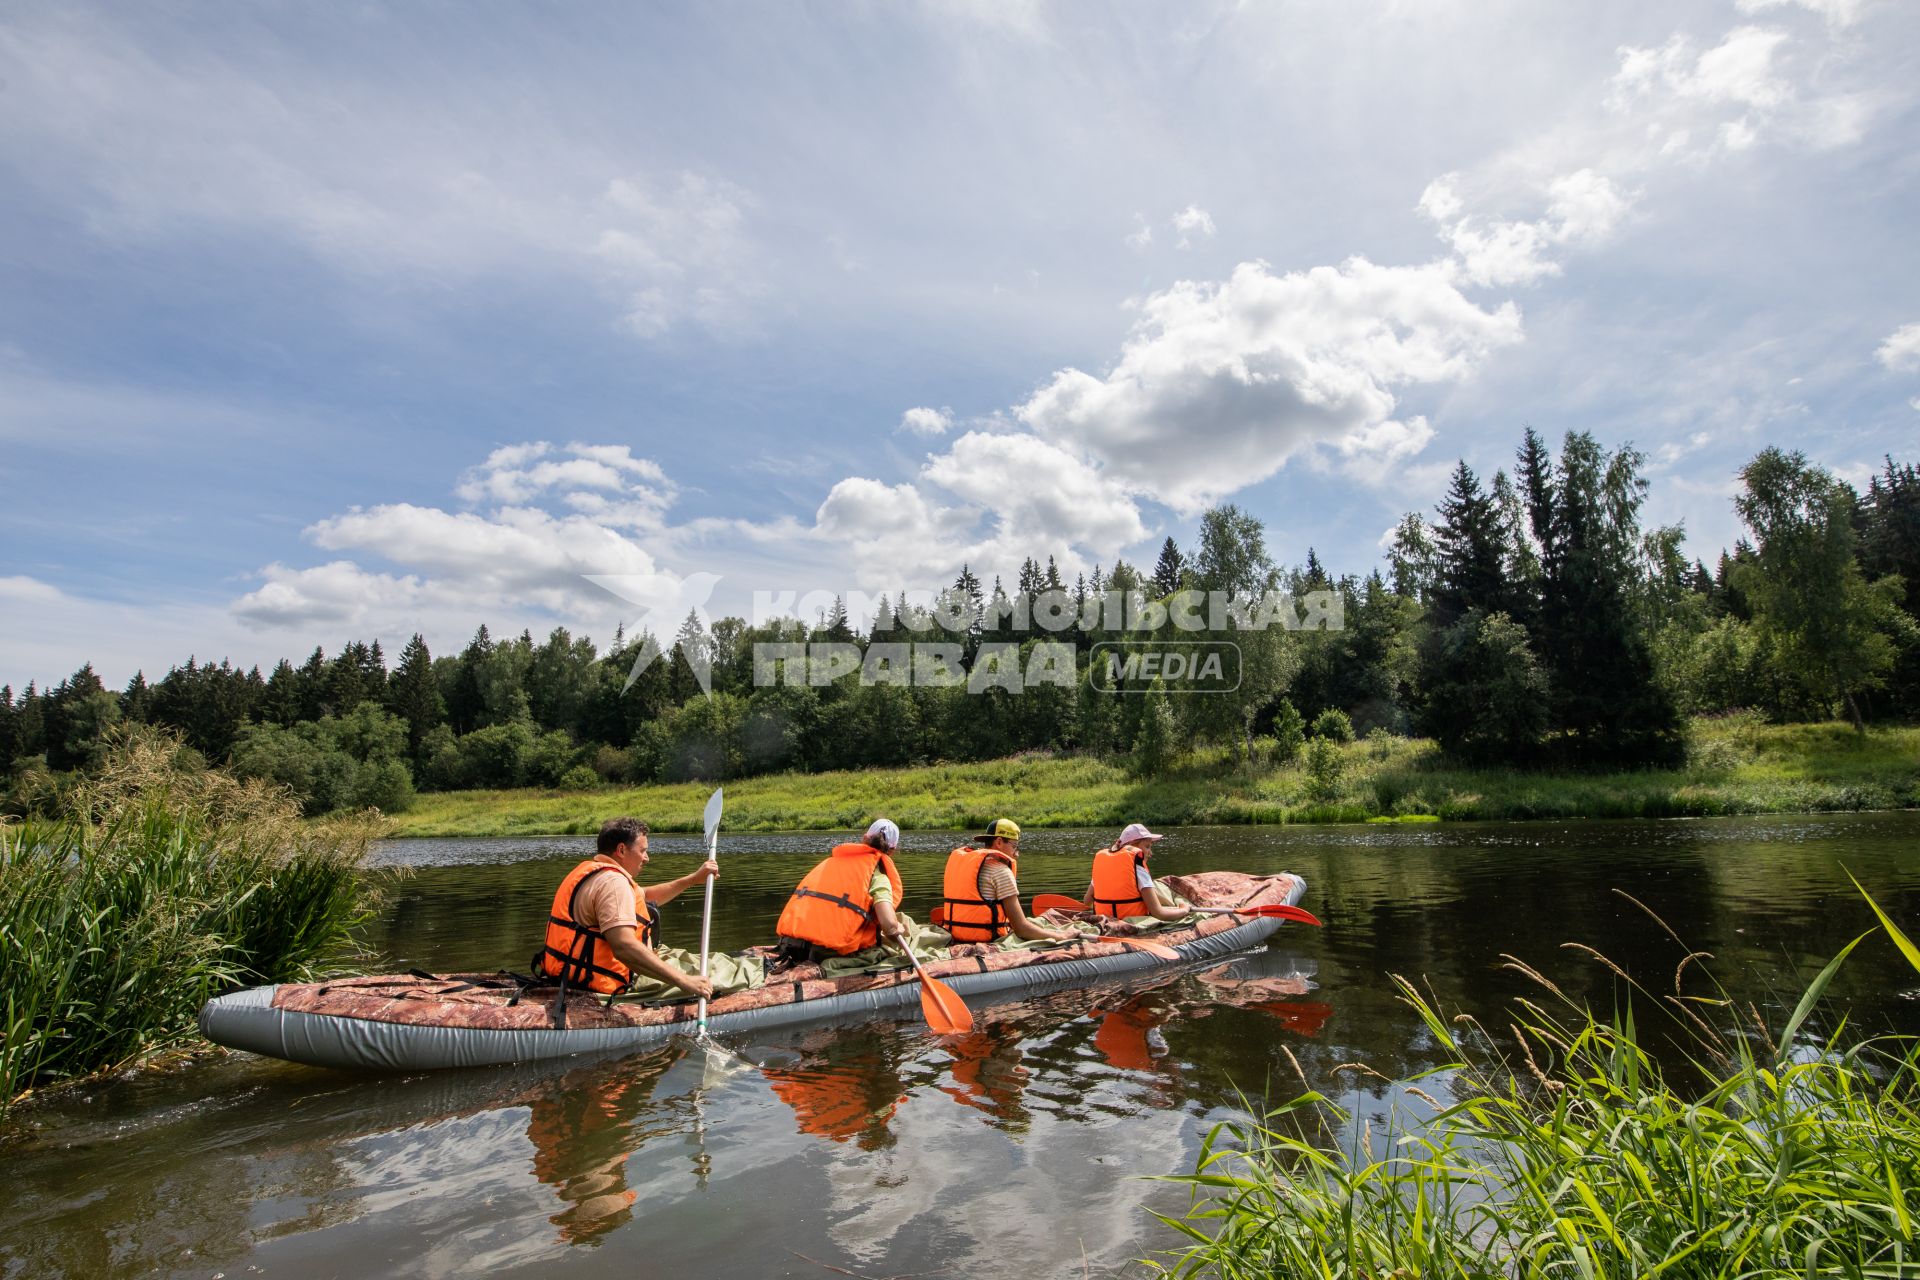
left=930, top=906, right=949, bottom=928
left=1033, top=894, right=1086, bottom=915
left=918, top=974, right=973, bottom=1034
left=1100, top=935, right=1182, bottom=960
left=1209, top=903, right=1322, bottom=925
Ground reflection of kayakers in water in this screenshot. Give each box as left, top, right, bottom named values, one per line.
left=761, top=1031, right=912, bottom=1150
left=937, top=1026, right=1032, bottom=1130
left=534, top=817, right=750, bottom=1002
left=1084, top=822, right=1191, bottom=923
left=525, top=1052, right=675, bottom=1245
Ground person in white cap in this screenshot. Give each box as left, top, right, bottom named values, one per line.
left=772, top=818, right=909, bottom=967
left=1082, top=822, right=1188, bottom=922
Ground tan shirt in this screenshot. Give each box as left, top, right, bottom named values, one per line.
left=574, top=859, right=641, bottom=934
left=980, top=861, right=1019, bottom=904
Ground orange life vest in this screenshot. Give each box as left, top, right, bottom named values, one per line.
left=942, top=846, right=1017, bottom=942
left=1090, top=844, right=1149, bottom=918
left=536, top=858, right=661, bottom=995
left=775, top=843, right=905, bottom=955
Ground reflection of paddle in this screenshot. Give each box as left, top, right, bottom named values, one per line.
left=1032, top=893, right=1087, bottom=915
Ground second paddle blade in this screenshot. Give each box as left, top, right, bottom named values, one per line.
left=920, top=979, right=974, bottom=1034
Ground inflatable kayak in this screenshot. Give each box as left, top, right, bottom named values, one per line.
left=199, top=870, right=1306, bottom=1072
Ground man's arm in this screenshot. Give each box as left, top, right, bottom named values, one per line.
left=642, top=857, right=718, bottom=905
left=603, top=924, right=713, bottom=999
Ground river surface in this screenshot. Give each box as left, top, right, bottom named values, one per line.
left=4, top=813, right=1919, bottom=1278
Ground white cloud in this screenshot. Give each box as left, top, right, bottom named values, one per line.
left=922, top=429, right=1147, bottom=557
left=228, top=441, right=688, bottom=636
left=1016, top=258, right=1521, bottom=514
left=1876, top=322, right=1920, bottom=373
left=454, top=441, right=675, bottom=525
left=1125, top=215, right=1153, bottom=251
left=1736, top=0, right=1866, bottom=29
left=898, top=406, right=955, bottom=436
left=1171, top=205, right=1216, bottom=249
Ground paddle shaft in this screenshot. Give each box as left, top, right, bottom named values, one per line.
left=696, top=828, right=716, bottom=1031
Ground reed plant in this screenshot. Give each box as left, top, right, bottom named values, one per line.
left=1150, top=888, right=1920, bottom=1278
left=1, top=729, right=386, bottom=1109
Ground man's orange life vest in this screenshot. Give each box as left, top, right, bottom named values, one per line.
left=775, top=843, right=905, bottom=955
left=1090, top=844, right=1149, bottom=918
left=536, top=858, right=661, bottom=995
left=942, top=846, right=1017, bottom=942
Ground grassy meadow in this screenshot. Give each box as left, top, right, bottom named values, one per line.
left=386, top=716, right=1920, bottom=838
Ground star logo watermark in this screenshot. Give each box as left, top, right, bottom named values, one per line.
left=584, top=572, right=724, bottom=694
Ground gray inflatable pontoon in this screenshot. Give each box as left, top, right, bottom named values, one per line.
left=200, top=872, right=1305, bottom=1073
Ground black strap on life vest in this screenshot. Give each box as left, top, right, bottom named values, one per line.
left=790, top=884, right=876, bottom=920
left=538, top=866, right=661, bottom=1027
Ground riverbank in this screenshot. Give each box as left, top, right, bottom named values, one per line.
left=385, top=717, right=1920, bottom=838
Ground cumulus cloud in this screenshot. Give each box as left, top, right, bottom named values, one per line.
left=1171, top=205, right=1216, bottom=249
left=1419, top=168, right=1631, bottom=288
left=230, top=442, right=685, bottom=635
left=1015, top=258, right=1521, bottom=514
left=1876, top=322, right=1920, bottom=373
left=898, top=406, right=954, bottom=437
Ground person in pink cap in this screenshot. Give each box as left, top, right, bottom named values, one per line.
left=1082, top=822, right=1189, bottom=922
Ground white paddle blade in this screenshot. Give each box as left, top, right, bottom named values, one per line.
left=702, top=787, right=724, bottom=842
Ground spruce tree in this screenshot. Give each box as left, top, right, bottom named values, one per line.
left=386, top=634, right=446, bottom=760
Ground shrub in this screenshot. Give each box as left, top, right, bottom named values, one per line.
left=1269, top=701, right=1305, bottom=763
left=558, top=764, right=602, bottom=791
left=1365, top=726, right=1395, bottom=759
left=1309, top=708, right=1354, bottom=742
left=1303, top=737, right=1342, bottom=800
left=1, top=728, right=386, bottom=1109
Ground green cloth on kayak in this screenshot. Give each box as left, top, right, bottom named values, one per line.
left=617, top=945, right=765, bottom=1003
left=1101, top=884, right=1198, bottom=932
left=816, top=914, right=950, bottom=976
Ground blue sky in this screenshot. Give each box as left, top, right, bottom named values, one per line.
left=2, top=0, right=1916, bottom=686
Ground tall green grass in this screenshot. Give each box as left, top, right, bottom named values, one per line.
left=1, top=730, right=386, bottom=1110
left=388, top=717, right=1920, bottom=837
left=1149, top=890, right=1920, bottom=1278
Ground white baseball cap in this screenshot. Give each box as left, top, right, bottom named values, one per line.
left=1119, top=822, right=1165, bottom=845
left=864, top=818, right=901, bottom=850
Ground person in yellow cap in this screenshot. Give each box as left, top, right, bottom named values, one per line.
left=940, top=818, right=1076, bottom=946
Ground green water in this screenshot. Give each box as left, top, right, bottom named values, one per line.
left=3, top=813, right=1917, bottom=1278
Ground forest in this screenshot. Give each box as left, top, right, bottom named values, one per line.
left=5, top=433, right=1915, bottom=817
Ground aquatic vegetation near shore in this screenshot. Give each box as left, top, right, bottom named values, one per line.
left=1, top=730, right=387, bottom=1111
left=1149, top=889, right=1920, bottom=1278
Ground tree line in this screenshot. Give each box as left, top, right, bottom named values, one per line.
left=3, top=437, right=1914, bottom=814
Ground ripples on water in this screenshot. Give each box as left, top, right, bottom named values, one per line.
left=4, top=814, right=1919, bottom=1278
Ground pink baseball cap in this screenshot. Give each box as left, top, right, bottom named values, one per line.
left=1119, top=822, right=1165, bottom=844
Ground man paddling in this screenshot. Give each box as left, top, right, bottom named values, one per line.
left=941, top=818, right=1076, bottom=946
left=773, top=818, right=909, bottom=967
left=535, top=817, right=717, bottom=1001
left=1083, top=822, right=1190, bottom=923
